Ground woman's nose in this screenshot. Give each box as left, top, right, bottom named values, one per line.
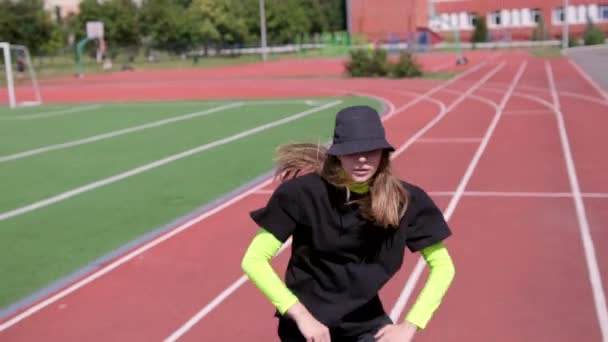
left=358, top=155, right=367, bottom=163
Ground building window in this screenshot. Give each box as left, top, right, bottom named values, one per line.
left=578, top=5, right=587, bottom=23
left=470, top=12, right=479, bottom=28
left=532, top=8, right=542, bottom=24
left=588, top=4, right=599, bottom=22
left=459, top=12, right=471, bottom=29
left=440, top=13, right=450, bottom=30
left=500, top=9, right=511, bottom=26
left=553, top=7, right=565, bottom=24
left=600, top=5, right=608, bottom=21
left=511, top=9, right=521, bottom=27
left=450, top=13, right=459, bottom=28
left=489, top=11, right=501, bottom=27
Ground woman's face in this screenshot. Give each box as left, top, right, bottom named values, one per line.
left=338, top=149, right=383, bottom=182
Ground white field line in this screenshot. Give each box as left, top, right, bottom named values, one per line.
left=0, top=176, right=274, bottom=332
left=547, top=61, right=608, bottom=341
left=0, top=101, right=342, bottom=222
left=0, top=105, right=102, bottom=120
left=164, top=63, right=507, bottom=342
left=0, top=100, right=348, bottom=332
left=389, top=61, right=527, bottom=323
left=0, top=84, right=403, bottom=332
left=0, top=102, right=243, bottom=163
left=0, top=60, right=496, bottom=334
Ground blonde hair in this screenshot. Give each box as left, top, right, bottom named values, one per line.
left=274, top=142, right=408, bottom=228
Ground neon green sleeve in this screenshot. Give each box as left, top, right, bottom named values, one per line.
left=404, top=242, right=455, bottom=329
left=241, top=228, right=299, bottom=314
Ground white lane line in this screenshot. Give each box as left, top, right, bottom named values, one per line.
left=0, top=101, right=342, bottom=222
left=415, top=138, right=482, bottom=144
left=383, top=61, right=487, bottom=120
left=547, top=61, right=608, bottom=341
left=391, top=63, right=504, bottom=158
left=164, top=237, right=294, bottom=342
left=440, top=88, right=499, bottom=110
left=0, top=103, right=243, bottom=163
left=165, top=64, right=507, bottom=342
left=389, top=61, right=528, bottom=323
left=489, top=84, right=608, bottom=107
left=567, top=59, right=608, bottom=102
left=252, top=189, right=274, bottom=195
left=503, top=109, right=554, bottom=115
left=465, top=191, right=569, bottom=198
left=0, top=105, right=102, bottom=120
left=245, top=100, right=330, bottom=106
left=428, top=191, right=608, bottom=198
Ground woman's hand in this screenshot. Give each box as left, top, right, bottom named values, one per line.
left=286, top=302, right=331, bottom=342
left=374, top=320, right=417, bottom=342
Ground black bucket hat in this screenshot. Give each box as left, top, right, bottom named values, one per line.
left=327, top=105, right=394, bottom=156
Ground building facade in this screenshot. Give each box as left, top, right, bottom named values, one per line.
left=348, top=0, right=608, bottom=42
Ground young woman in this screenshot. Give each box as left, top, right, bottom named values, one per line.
left=242, top=105, right=455, bottom=342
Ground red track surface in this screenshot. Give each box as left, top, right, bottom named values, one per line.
left=1, top=50, right=607, bottom=341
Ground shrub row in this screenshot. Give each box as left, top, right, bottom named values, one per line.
left=345, top=48, right=423, bottom=78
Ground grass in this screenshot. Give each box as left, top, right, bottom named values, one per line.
left=422, top=71, right=458, bottom=80
left=0, top=96, right=381, bottom=309
left=527, top=46, right=563, bottom=57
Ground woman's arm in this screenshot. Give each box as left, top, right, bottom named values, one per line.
left=241, top=228, right=298, bottom=314
left=241, top=229, right=330, bottom=340
left=405, top=242, right=455, bottom=329
left=376, top=242, right=455, bottom=341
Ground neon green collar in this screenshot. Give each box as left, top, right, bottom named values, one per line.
left=349, top=182, right=369, bottom=194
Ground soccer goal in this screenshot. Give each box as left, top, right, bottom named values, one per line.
left=0, top=42, right=42, bottom=108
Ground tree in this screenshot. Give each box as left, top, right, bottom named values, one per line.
left=0, top=0, right=55, bottom=54
left=265, top=0, right=311, bottom=44
left=77, top=0, right=139, bottom=48
left=583, top=21, right=606, bottom=45
left=531, top=15, right=549, bottom=41
left=188, top=0, right=249, bottom=55
left=471, top=15, right=488, bottom=45
left=138, top=0, right=193, bottom=51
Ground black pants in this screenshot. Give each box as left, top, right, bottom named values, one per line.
left=278, top=315, right=392, bottom=342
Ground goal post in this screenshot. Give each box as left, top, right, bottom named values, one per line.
left=0, top=42, right=42, bottom=109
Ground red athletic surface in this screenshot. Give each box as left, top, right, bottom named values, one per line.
left=1, top=50, right=606, bottom=341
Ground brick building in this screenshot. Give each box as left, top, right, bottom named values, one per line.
left=348, top=0, right=608, bottom=42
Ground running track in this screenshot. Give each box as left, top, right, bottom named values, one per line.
left=1, top=51, right=607, bottom=341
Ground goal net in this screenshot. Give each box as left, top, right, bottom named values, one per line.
left=0, top=42, right=42, bottom=108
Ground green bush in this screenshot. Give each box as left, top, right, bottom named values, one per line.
left=390, top=52, right=422, bottom=78
left=368, top=48, right=389, bottom=76
left=345, top=48, right=422, bottom=78
left=345, top=48, right=372, bottom=77
left=471, top=15, right=488, bottom=44
left=583, top=25, right=605, bottom=45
